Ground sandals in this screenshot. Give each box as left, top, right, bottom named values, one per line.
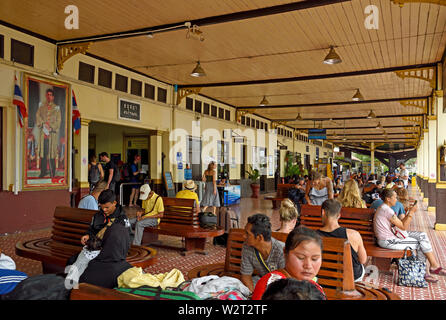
left=430, top=267, right=446, bottom=276
left=425, top=274, right=438, bottom=283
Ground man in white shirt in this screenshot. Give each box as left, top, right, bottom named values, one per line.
left=398, top=163, right=409, bottom=189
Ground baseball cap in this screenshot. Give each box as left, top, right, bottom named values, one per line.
left=139, top=184, right=151, bottom=200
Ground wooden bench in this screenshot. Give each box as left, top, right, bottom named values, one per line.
left=264, top=184, right=295, bottom=209
left=187, top=228, right=399, bottom=300
left=143, top=197, right=224, bottom=256
left=15, top=206, right=158, bottom=274
left=299, top=204, right=408, bottom=272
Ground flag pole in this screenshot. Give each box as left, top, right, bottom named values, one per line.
left=68, top=90, right=73, bottom=193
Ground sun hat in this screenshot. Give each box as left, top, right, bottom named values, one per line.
left=139, top=184, right=151, bottom=200
left=184, top=180, right=197, bottom=191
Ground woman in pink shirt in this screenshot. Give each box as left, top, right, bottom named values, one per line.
left=374, top=189, right=445, bottom=283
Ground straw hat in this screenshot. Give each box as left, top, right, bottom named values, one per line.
left=184, top=180, right=197, bottom=191
left=139, top=184, right=151, bottom=200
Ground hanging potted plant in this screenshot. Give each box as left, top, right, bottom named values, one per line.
left=246, top=165, right=260, bottom=198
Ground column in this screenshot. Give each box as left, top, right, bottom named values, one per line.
left=73, top=119, right=90, bottom=203
left=435, top=84, right=446, bottom=230
left=423, top=125, right=429, bottom=203
left=370, top=142, right=375, bottom=174
left=150, top=132, right=163, bottom=194
left=427, top=115, right=437, bottom=212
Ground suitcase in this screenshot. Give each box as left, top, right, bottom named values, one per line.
left=217, top=206, right=240, bottom=233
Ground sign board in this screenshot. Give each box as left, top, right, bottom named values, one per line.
left=234, top=136, right=245, bottom=143
left=184, top=168, right=192, bottom=180
left=119, top=98, right=141, bottom=121
left=334, top=151, right=345, bottom=160
left=308, top=128, right=326, bottom=140
left=163, top=171, right=175, bottom=192
left=279, top=145, right=287, bottom=150
left=223, top=185, right=241, bottom=206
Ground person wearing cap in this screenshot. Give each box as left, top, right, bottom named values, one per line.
left=131, top=184, right=164, bottom=246
left=176, top=180, right=200, bottom=207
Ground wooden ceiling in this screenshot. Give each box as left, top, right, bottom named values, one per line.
left=1, top=0, right=445, bottom=150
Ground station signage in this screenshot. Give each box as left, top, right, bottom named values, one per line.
left=119, top=98, right=141, bottom=121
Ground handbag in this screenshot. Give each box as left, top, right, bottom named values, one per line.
left=391, top=226, right=409, bottom=240
left=397, top=247, right=428, bottom=288
left=198, top=211, right=217, bottom=228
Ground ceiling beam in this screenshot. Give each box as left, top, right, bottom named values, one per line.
left=270, top=113, right=423, bottom=122
left=57, top=0, right=348, bottom=45
left=327, top=132, right=416, bottom=136
left=293, top=124, right=420, bottom=130
left=179, top=63, right=436, bottom=88
left=238, top=96, right=429, bottom=110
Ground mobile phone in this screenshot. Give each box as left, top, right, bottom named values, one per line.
left=413, top=200, right=418, bottom=206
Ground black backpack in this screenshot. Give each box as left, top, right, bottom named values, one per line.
left=2, top=274, right=71, bottom=300
left=88, top=163, right=101, bottom=184
left=121, top=163, right=131, bottom=182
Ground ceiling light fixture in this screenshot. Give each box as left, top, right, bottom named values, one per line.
left=323, top=46, right=342, bottom=65
left=190, top=61, right=206, bottom=77
left=376, top=121, right=383, bottom=129
left=352, top=89, right=364, bottom=101
left=367, top=110, right=376, bottom=119
left=146, top=32, right=154, bottom=38
left=296, top=113, right=303, bottom=121
left=259, top=96, right=269, bottom=106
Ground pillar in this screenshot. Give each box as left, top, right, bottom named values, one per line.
left=150, top=132, right=163, bottom=195
left=435, top=71, right=446, bottom=230
left=73, top=118, right=90, bottom=204
left=423, top=126, right=429, bottom=203
left=427, top=114, right=437, bottom=212
left=370, top=142, right=375, bottom=174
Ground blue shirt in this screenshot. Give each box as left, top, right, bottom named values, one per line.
left=0, top=269, right=28, bottom=295
left=370, top=199, right=406, bottom=217
left=78, top=195, right=99, bottom=210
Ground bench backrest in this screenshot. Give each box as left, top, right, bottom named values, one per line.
left=51, top=206, right=98, bottom=256
left=299, top=204, right=376, bottom=244
left=159, top=197, right=199, bottom=228
left=276, top=184, right=295, bottom=198
left=223, top=228, right=355, bottom=296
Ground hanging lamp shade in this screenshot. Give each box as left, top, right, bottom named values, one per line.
left=376, top=121, right=383, bottom=129
left=190, top=61, right=206, bottom=77
left=259, top=96, right=269, bottom=106
left=352, top=89, right=364, bottom=101
left=296, top=113, right=303, bottom=121
left=367, top=110, right=376, bottom=118
left=323, top=46, right=342, bottom=65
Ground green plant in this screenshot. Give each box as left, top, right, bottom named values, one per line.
left=284, top=156, right=301, bottom=178
left=245, top=165, right=260, bottom=183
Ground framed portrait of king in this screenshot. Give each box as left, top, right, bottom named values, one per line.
left=22, top=74, right=70, bottom=190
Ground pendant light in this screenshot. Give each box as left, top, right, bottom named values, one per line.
left=323, top=46, right=342, bottom=65
left=259, top=96, right=269, bottom=106
left=376, top=121, right=383, bottom=129
left=352, top=89, right=364, bottom=101
left=367, top=110, right=376, bottom=119
left=190, top=61, right=206, bottom=77
left=296, top=113, right=303, bottom=121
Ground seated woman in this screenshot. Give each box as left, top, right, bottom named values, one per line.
left=395, top=187, right=410, bottom=218
left=251, top=226, right=325, bottom=300
left=305, top=171, right=334, bottom=206
left=337, top=179, right=367, bottom=209
left=373, top=188, right=446, bottom=283
left=79, top=216, right=133, bottom=289
left=276, top=199, right=299, bottom=233
left=333, top=177, right=343, bottom=195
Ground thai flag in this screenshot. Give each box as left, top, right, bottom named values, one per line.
left=72, top=89, right=81, bottom=134
left=13, top=76, right=27, bottom=128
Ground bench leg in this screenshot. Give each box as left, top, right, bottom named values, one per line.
left=182, top=238, right=207, bottom=256
left=272, top=200, right=280, bottom=209
left=141, top=232, right=159, bottom=245
left=371, top=257, right=393, bottom=275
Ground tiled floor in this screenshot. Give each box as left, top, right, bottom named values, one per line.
left=1, top=184, right=445, bottom=299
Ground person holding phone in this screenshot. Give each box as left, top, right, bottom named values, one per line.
left=373, top=189, right=445, bottom=283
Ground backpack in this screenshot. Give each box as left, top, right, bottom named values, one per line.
left=2, top=274, right=71, bottom=300
left=113, top=163, right=121, bottom=182
left=88, top=163, right=101, bottom=184
left=121, top=163, right=131, bottom=182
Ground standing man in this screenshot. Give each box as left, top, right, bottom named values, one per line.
left=240, top=214, right=285, bottom=292
left=36, top=88, right=61, bottom=178
left=398, top=162, right=409, bottom=189
left=131, top=184, right=164, bottom=246
left=99, top=152, right=118, bottom=194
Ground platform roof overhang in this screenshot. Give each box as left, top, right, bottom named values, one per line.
left=1, top=0, right=445, bottom=152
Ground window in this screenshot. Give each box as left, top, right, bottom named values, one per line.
left=203, top=103, right=210, bottom=115
left=187, top=136, right=202, bottom=181
left=144, top=83, right=155, bottom=100
left=11, top=39, right=34, bottom=67
left=115, top=74, right=128, bottom=92
left=246, top=117, right=250, bottom=126
left=211, top=105, right=217, bottom=117
left=131, top=79, right=142, bottom=96
left=218, top=107, right=224, bottom=119
left=251, top=118, right=256, bottom=128
left=78, top=62, right=95, bottom=84
left=256, top=120, right=260, bottom=129
left=195, top=100, right=202, bottom=113
left=265, top=123, right=268, bottom=131
left=225, top=110, right=230, bottom=121
left=186, top=97, right=193, bottom=110
left=98, top=68, right=112, bottom=88
left=157, top=87, right=167, bottom=103
left=261, top=122, right=264, bottom=130
left=0, top=34, right=3, bottom=59
left=241, top=116, right=245, bottom=125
